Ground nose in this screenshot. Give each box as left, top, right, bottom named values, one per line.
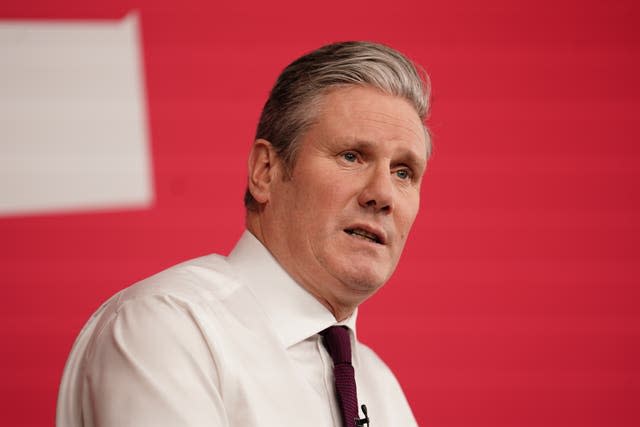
left=357, top=165, right=394, bottom=213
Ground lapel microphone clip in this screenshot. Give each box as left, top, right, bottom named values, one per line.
left=355, top=404, right=369, bottom=426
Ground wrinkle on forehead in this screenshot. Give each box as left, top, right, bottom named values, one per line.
left=356, top=111, right=424, bottom=144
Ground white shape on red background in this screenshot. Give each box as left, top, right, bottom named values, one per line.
left=0, top=12, right=153, bottom=217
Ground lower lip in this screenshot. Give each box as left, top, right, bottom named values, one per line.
left=344, top=231, right=384, bottom=246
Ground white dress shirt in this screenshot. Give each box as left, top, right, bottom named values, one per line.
left=57, top=231, right=418, bottom=426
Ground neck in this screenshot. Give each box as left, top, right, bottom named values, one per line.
left=246, top=213, right=358, bottom=322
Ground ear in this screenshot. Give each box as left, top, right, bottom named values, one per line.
left=247, top=139, right=281, bottom=205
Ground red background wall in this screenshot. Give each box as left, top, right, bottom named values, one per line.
left=1, top=0, right=639, bottom=425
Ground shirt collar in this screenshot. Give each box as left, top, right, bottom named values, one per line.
left=227, top=230, right=358, bottom=349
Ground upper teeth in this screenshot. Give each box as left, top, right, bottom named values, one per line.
left=348, top=229, right=379, bottom=242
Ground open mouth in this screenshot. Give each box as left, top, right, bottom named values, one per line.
left=344, top=228, right=383, bottom=245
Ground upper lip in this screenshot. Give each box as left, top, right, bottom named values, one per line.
left=344, top=223, right=388, bottom=245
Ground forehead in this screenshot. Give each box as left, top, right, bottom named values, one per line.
left=313, top=86, right=429, bottom=158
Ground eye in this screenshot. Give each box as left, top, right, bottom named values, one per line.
left=342, top=151, right=358, bottom=162
left=395, top=169, right=412, bottom=180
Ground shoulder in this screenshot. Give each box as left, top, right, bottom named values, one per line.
left=60, top=254, right=238, bottom=426
left=119, top=253, right=241, bottom=305
left=83, top=253, right=246, bottom=363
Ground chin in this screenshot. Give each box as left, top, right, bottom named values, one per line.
left=336, top=263, right=390, bottom=294
left=318, top=246, right=395, bottom=295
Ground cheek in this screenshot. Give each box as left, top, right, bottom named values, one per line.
left=304, top=179, right=350, bottom=210
left=288, top=185, right=338, bottom=234
left=397, top=197, right=421, bottom=236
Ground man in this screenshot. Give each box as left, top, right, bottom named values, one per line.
left=57, top=41, right=431, bottom=427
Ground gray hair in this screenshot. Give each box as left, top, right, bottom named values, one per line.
left=244, top=41, right=431, bottom=211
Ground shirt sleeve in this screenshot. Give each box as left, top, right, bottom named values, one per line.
left=83, top=293, right=228, bottom=427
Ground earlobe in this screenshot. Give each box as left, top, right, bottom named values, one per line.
left=247, top=139, right=279, bottom=205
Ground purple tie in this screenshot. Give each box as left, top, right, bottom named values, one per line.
left=321, top=326, right=359, bottom=427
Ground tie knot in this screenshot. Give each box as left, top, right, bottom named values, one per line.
left=321, top=325, right=352, bottom=365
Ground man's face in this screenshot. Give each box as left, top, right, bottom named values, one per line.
left=262, top=85, right=429, bottom=314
